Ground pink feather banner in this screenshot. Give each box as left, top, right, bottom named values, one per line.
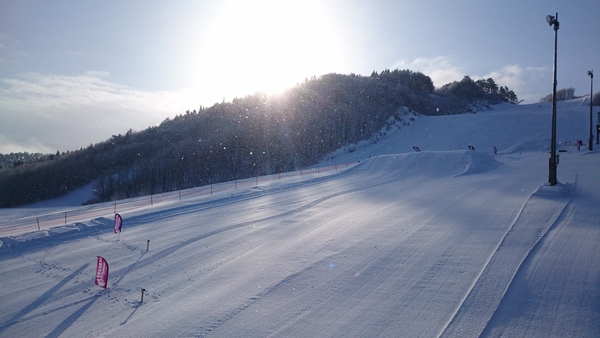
left=114, top=213, right=123, bottom=234
left=95, top=256, right=109, bottom=289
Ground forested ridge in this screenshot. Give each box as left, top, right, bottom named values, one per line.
left=0, top=70, right=518, bottom=207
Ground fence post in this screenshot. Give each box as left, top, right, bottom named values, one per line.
left=64, top=212, right=67, bottom=225
left=37, top=217, right=41, bottom=231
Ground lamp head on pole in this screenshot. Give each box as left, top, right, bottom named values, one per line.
left=546, top=14, right=559, bottom=29
left=588, top=70, right=593, bottom=78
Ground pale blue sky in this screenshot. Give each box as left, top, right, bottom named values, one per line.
left=1, top=0, right=598, bottom=153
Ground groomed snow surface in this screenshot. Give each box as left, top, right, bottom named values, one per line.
left=1, top=100, right=599, bottom=337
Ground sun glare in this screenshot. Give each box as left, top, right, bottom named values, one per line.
left=194, top=0, right=344, bottom=102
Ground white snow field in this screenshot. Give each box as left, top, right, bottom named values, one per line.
left=1, top=99, right=599, bottom=337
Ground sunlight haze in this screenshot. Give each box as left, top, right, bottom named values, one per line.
left=194, top=0, right=346, bottom=97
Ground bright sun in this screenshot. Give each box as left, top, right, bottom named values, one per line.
left=195, top=0, right=344, bottom=102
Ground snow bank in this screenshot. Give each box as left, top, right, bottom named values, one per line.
left=0, top=218, right=112, bottom=252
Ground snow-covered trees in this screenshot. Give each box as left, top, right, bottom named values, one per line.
left=539, top=87, right=576, bottom=103
left=0, top=70, right=520, bottom=206
left=436, top=76, right=520, bottom=106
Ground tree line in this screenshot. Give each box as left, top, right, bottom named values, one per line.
left=539, top=87, right=600, bottom=104
left=0, top=70, right=519, bottom=207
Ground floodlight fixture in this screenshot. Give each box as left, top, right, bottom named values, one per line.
left=546, top=15, right=559, bottom=29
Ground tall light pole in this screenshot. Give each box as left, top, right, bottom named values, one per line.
left=588, top=70, right=593, bottom=151
left=546, top=13, right=559, bottom=186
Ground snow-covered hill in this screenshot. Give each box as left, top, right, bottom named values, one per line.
left=1, top=100, right=599, bottom=337
left=322, top=99, right=592, bottom=165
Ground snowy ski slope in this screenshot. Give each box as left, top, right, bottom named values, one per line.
left=0, top=99, right=599, bottom=337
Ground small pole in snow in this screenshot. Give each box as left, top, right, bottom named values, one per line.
left=37, top=217, right=40, bottom=231
left=64, top=212, right=67, bottom=225
left=141, top=288, right=146, bottom=303
left=146, top=240, right=150, bottom=252
left=211, top=184, right=213, bottom=195
left=179, top=191, right=182, bottom=201
left=150, top=195, right=153, bottom=206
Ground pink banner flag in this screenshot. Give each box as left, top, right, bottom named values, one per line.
left=95, top=256, right=109, bottom=289
left=114, top=213, right=123, bottom=234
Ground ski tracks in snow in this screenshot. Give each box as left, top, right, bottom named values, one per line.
left=439, top=177, right=577, bottom=338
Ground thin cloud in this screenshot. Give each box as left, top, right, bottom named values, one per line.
left=0, top=32, right=12, bottom=49
left=0, top=32, right=25, bottom=64
left=392, top=56, right=465, bottom=88
left=0, top=72, right=190, bottom=153
left=480, top=65, right=548, bottom=103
